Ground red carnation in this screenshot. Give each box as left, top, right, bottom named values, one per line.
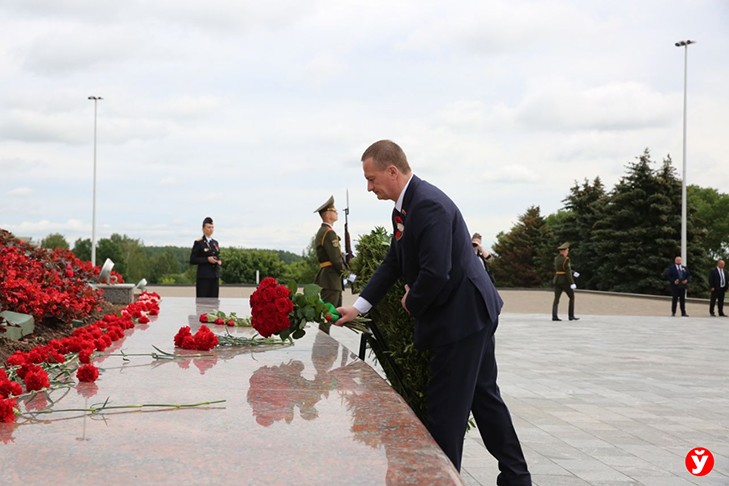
left=193, top=325, right=219, bottom=351
left=76, top=364, right=100, bottom=383
left=79, top=348, right=94, bottom=364
left=0, top=380, right=23, bottom=399
left=0, top=397, right=18, bottom=423
left=174, top=326, right=192, bottom=347
left=5, top=352, right=27, bottom=368
left=24, top=368, right=50, bottom=392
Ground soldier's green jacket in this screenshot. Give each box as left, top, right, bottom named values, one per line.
left=553, top=254, right=575, bottom=286
left=315, top=223, right=345, bottom=291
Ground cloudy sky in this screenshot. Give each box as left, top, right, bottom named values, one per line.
left=2, top=1, right=727, bottom=256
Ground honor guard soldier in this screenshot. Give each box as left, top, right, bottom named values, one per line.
left=190, top=217, right=222, bottom=298
left=552, top=242, right=579, bottom=321
left=314, top=196, right=346, bottom=334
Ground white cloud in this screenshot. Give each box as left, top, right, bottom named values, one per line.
left=7, top=187, right=33, bottom=197
left=0, top=0, right=727, bottom=253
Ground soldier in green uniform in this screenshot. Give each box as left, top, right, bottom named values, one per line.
left=552, top=242, right=579, bottom=321
left=314, top=195, right=346, bottom=334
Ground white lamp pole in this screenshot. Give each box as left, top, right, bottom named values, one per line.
left=674, top=40, right=695, bottom=267
left=88, top=96, right=103, bottom=267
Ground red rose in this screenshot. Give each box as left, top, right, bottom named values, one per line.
left=214, top=317, right=224, bottom=325
left=199, top=313, right=208, bottom=323
left=274, top=286, right=291, bottom=298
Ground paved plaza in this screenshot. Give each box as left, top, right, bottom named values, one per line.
left=152, top=287, right=729, bottom=484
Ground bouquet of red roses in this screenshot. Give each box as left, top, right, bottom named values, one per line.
left=249, top=277, right=366, bottom=341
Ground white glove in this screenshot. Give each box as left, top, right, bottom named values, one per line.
left=347, top=273, right=357, bottom=283
left=573, top=271, right=580, bottom=278
left=570, top=284, right=577, bottom=290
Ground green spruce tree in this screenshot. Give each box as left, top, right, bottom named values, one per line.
left=491, top=206, right=553, bottom=287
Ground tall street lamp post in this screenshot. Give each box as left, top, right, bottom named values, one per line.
left=88, top=96, right=103, bottom=267
left=674, top=40, right=695, bottom=267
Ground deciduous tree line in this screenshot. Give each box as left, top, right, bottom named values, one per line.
left=39, top=234, right=319, bottom=286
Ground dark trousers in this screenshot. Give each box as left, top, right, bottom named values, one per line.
left=671, top=286, right=687, bottom=315
left=318, top=288, right=342, bottom=334
left=426, top=324, right=531, bottom=485
left=196, top=278, right=219, bottom=298
left=710, top=289, right=726, bottom=315
left=552, top=284, right=575, bottom=319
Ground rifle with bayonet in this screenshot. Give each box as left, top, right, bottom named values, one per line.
left=344, top=189, right=354, bottom=265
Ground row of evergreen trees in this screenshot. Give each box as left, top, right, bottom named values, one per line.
left=489, top=149, right=729, bottom=297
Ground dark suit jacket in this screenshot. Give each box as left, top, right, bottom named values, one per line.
left=190, top=237, right=220, bottom=279
left=666, top=263, right=690, bottom=288
left=360, top=175, right=503, bottom=349
left=708, top=267, right=728, bottom=291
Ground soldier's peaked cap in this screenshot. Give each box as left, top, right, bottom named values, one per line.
left=314, top=195, right=336, bottom=214
left=557, top=242, right=570, bottom=250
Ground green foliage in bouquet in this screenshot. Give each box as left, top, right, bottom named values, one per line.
left=284, top=282, right=336, bottom=340
left=350, top=227, right=430, bottom=422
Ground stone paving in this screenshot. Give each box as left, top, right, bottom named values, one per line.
left=333, top=291, right=729, bottom=485
left=148, top=287, right=729, bottom=485
left=454, top=311, right=729, bottom=485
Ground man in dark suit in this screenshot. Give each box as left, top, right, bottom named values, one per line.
left=336, top=140, right=530, bottom=484
left=666, top=256, right=690, bottom=317
left=708, top=259, right=727, bottom=317
left=189, top=217, right=222, bottom=298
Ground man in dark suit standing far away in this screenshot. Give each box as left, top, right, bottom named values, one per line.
left=708, top=259, right=727, bottom=317
left=666, top=256, right=690, bottom=317
left=336, top=140, right=531, bottom=485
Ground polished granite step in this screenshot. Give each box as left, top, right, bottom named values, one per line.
left=2, top=297, right=461, bottom=485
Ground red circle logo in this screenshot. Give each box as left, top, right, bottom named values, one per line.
left=685, top=447, right=714, bottom=476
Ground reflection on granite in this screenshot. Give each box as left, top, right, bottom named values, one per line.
left=1, top=297, right=461, bottom=485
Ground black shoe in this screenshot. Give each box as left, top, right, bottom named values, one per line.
left=569, top=317, right=580, bottom=321
left=711, top=313, right=716, bottom=317
left=682, top=314, right=689, bottom=317
left=672, top=313, right=676, bottom=317
left=552, top=317, right=562, bottom=321
left=720, top=314, right=728, bottom=317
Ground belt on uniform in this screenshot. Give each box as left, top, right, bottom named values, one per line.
left=555, top=272, right=566, bottom=275
left=319, top=261, right=333, bottom=268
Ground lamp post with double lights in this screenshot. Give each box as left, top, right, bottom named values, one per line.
left=88, top=96, right=103, bottom=267
left=674, top=40, right=695, bottom=266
